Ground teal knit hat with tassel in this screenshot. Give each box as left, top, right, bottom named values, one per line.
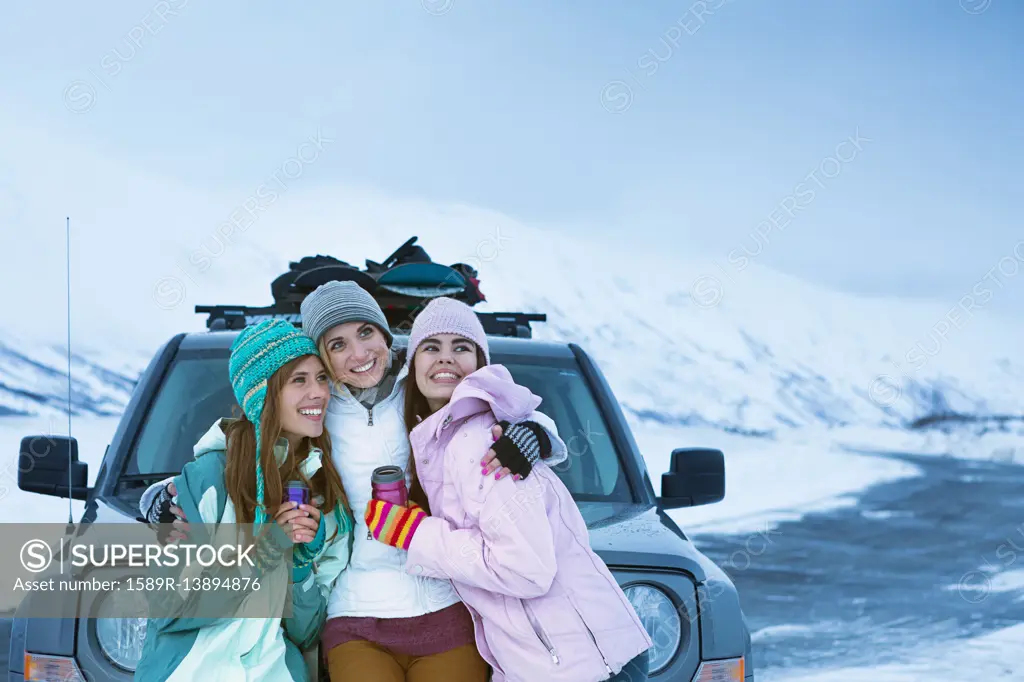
left=228, top=318, right=319, bottom=529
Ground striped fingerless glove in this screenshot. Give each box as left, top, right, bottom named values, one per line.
left=364, top=500, right=426, bottom=550
left=493, top=420, right=552, bottom=479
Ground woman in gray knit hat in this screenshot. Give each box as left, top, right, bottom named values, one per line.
left=146, top=280, right=568, bottom=682
left=299, top=280, right=567, bottom=682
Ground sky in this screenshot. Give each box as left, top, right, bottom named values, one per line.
left=0, top=0, right=1022, bottom=352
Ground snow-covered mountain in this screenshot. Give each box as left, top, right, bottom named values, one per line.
left=0, top=328, right=145, bottom=418
left=2, top=201, right=1021, bottom=435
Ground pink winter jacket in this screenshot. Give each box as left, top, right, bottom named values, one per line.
left=405, top=365, right=653, bottom=682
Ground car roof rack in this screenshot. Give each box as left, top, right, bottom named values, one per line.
left=195, top=237, right=547, bottom=339
left=195, top=304, right=546, bottom=339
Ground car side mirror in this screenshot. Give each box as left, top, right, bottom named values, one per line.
left=659, top=448, right=725, bottom=509
left=18, top=435, right=89, bottom=500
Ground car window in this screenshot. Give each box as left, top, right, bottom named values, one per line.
left=501, top=362, right=629, bottom=501
left=123, top=350, right=632, bottom=503
left=124, top=351, right=238, bottom=477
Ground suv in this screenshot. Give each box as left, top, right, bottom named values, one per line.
left=12, top=257, right=753, bottom=681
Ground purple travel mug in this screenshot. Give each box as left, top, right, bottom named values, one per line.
left=369, top=466, right=409, bottom=539
left=284, top=480, right=310, bottom=507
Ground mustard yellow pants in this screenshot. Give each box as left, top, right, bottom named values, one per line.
left=326, top=640, right=489, bottom=682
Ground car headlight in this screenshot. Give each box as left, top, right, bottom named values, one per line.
left=93, top=587, right=149, bottom=671
left=623, top=583, right=682, bottom=674
left=96, top=617, right=148, bottom=671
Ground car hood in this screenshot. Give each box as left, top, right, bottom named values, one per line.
left=580, top=502, right=712, bottom=583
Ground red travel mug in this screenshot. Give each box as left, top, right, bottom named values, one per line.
left=371, top=465, right=409, bottom=506
left=369, top=466, right=409, bottom=539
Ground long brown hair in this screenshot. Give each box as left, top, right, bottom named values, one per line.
left=224, top=355, right=350, bottom=541
left=402, top=344, right=488, bottom=513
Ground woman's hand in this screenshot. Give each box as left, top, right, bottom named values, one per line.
left=480, top=421, right=550, bottom=481
left=165, top=482, right=190, bottom=543
left=364, top=500, right=426, bottom=550
left=480, top=425, right=514, bottom=480
left=273, top=501, right=321, bottom=544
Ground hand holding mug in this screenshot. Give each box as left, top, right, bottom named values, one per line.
left=273, top=501, right=321, bottom=544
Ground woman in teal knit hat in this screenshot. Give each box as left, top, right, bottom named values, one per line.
left=135, top=319, right=354, bottom=682
left=142, top=284, right=567, bottom=681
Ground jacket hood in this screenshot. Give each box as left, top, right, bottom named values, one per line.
left=431, top=364, right=541, bottom=439
left=193, top=418, right=324, bottom=478
left=193, top=419, right=228, bottom=457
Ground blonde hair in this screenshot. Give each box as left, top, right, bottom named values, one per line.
left=317, top=336, right=342, bottom=386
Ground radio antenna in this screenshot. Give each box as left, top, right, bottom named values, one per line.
left=66, top=216, right=73, bottom=524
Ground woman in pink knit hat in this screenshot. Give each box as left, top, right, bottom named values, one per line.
left=365, top=297, right=653, bottom=682
left=144, top=283, right=571, bottom=682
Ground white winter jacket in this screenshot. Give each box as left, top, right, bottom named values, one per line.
left=326, top=361, right=566, bottom=620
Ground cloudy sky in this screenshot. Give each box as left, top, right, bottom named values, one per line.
left=1, top=1, right=1022, bottom=351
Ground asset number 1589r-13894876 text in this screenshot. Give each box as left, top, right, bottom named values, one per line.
left=125, top=576, right=262, bottom=592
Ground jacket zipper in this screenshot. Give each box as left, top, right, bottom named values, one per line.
left=522, top=601, right=559, bottom=665
left=556, top=495, right=635, bottom=675
left=570, top=600, right=613, bottom=676
left=366, top=404, right=374, bottom=539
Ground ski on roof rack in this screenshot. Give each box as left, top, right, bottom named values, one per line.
left=195, top=236, right=546, bottom=338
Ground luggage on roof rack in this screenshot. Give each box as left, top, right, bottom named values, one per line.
left=196, top=237, right=539, bottom=337
left=364, top=236, right=432, bottom=273
left=270, top=254, right=378, bottom=305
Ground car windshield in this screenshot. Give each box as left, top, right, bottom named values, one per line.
left=121, top=349, right=633, bottom=503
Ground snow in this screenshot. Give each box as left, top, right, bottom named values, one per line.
left=0, top=186, right=1021, bottom=675
left=945, top=569, right=1024, bottom=601
left=768, top=623, right=1024, bottom=681
left=633, top=423, right=922, bottom=536
left=0, top=320, right=144, bottom=419
left=835, top=422, right=1024, bottom=465
left=2, top=186, right=1023, bottom=437
left=637, top=420, right=1022, bottom=537
left=750, top=623, right=819, bottom=643
left=989, top=569, right=1024, bottom=595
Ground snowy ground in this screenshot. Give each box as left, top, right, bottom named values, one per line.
left=632, top=420, right=1023, bottom=536
left=634, top=423, right=923, bottom=536
left=628, top=419, right=1024, bottom=681
left=771, top=623, right=1024, bottom=682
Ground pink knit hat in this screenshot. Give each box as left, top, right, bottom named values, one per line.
left=406, top=297, right=490, bottom=366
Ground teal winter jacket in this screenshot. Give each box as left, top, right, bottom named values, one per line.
left=134, top=419, right=353, bottom=682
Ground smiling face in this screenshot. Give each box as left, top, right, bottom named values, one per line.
left=413, top=333, right=483, bottom=413
left=277, top=355, right=331, bottom=447
left=320, top=321, right=390, bottom=389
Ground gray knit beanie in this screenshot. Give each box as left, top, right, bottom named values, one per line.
left=300, top=280, right=394, bottom=347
